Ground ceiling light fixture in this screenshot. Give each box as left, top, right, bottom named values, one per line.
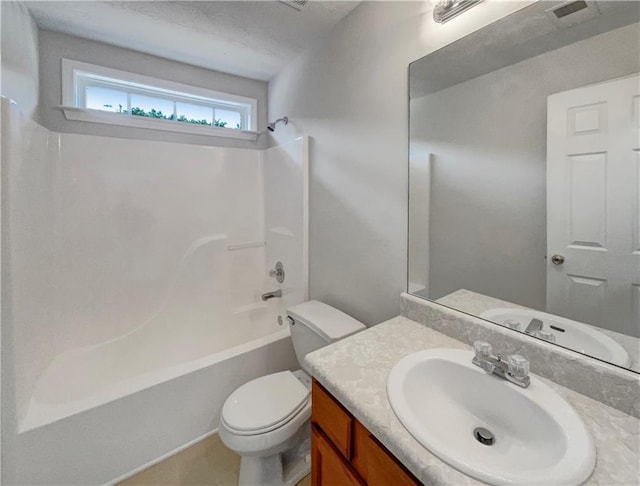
left=433, top=0, right=484, bottom=23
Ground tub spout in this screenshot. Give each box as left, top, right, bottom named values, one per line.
left=261, top=290, right=282, bottom=301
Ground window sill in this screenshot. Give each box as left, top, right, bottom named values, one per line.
left=59, top=106, right=259, bottom=141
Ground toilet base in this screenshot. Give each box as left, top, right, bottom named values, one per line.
left=238, top=454, right=283, bottom=486
left=238, top=434, right=310, bottom=486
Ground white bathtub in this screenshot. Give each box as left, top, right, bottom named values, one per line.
left=2, top=101, right=309, bottom=484
left=11, top=302, right=299, bottom=485
left=21, top=300, right=291, bottom=431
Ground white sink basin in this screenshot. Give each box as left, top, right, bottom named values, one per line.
left=387, top=348, right=596, bottom=486
left=480, top=308, right=631, bottom=368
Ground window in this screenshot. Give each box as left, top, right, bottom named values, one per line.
left=61, top=59, right=258, bottom=140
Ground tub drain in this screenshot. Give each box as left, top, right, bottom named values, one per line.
left=474, top=427, right=495, bottom=446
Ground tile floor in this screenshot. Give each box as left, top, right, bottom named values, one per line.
left=118, top=433, right=311, bottom=486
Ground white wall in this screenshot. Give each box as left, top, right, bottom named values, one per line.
left=1, top=2, right=41, bottom=481
left=264, top=137, right=309, bottom=306
left=411, top=23, right=640, bottom=308
left=1, top=100, right=56, bottom=431
left=268, top=0, right=534, bottom=325
left=0, top=2, right=39, bottom=119
left=38, top=29, right=269, bottom=149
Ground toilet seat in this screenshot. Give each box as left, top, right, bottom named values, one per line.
left=221, top=371, right=310, bottom=436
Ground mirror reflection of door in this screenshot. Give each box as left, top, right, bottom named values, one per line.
left=407, top=0, right=640, bottom=371
left=547, top=74, right=640, bottom=338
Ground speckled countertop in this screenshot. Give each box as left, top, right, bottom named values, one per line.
left=304, top=316, right=640, bottom=486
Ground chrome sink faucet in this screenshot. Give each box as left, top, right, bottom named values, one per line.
left=472, top=341, right=531, bottom=388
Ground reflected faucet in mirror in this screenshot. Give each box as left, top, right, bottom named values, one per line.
left=524, top=318, right=543, bottom=336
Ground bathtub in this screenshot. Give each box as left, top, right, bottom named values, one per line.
left=2, top=101, right=309, bottom=484
left=11, top=301, right=299, bottom=485
left=21, top=297, right=292, bottom=432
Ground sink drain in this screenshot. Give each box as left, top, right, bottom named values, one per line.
left=474, top=427, right=495, bottom=446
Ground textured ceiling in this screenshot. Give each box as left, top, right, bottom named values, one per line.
left=27, top=0, right=360, bottom=81
left=409, top=0, right=640, bottom=98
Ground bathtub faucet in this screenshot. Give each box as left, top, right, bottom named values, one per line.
left=262, top=290, right=282, bottom=301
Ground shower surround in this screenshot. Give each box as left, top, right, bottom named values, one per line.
left=1, top=97, right=308, bottom=484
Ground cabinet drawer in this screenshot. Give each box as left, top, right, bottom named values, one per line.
left=312, top=380, right=354, bottom=459
left=366, top=434, right=422, bottom=486
left=312, top=426, right=364, bottom=486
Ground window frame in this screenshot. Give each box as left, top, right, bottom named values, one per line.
left=61, top=59, right=259, bottom=141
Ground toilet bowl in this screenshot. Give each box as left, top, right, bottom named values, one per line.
left=219, top=300, right=365, bottom=486
left=219, top=370, right=312, bottom=486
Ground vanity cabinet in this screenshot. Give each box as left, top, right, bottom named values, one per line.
left=311, top=380, right=422, bottom=486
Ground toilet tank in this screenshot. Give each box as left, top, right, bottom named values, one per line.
left=286, top=300, right=366, bottom=371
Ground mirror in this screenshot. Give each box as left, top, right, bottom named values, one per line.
left=408, top=0, right=640, bottom=372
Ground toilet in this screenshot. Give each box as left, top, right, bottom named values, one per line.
left=219, top=300, right=365, bottom=486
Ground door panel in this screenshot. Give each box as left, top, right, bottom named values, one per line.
left=311, top=426, right=364, bottom=486
left=567, top=153, right=607, bottom=249
left=547, top=74, right=640, bottom=338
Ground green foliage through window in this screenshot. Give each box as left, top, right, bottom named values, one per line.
left=72, top=61, right=254, bottom=134
left=103, top=104, right=237, bottom=128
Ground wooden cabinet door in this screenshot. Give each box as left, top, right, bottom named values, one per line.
left=350, top=421, right=369, bottom=483
left=312, top=380, right=354, bottom=459
left=366, top=434, right=422, bottom=486
left=312, top=426, right=365, bottom=486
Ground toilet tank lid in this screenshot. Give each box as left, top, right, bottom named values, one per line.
left=287, top=300, right=365, bottom=342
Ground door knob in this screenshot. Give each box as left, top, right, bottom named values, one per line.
left=551, top=254, right=565, bottom=265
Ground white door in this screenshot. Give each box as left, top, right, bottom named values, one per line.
left=547, top=74, right=640, bottom=338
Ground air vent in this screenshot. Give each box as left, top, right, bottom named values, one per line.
left=545, top=0, right=600, bottom=27
left=279, top=0, right=308, bottom=11
left=552, top=0, right=588, bottom=18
